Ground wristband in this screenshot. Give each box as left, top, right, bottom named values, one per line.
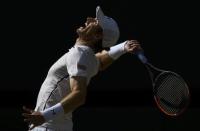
left=41, top=103, right=65, bottom=121
left=108, top=41, right=127, bottom=60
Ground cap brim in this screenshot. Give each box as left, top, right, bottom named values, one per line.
left=96, top=6, right=120, bottom=47
left=96, top=6, right=105, bottom=29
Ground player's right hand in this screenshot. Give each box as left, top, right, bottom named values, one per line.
left=22, top=106, right=45, bottom=130
left=124, top=40, right=142, bottom=54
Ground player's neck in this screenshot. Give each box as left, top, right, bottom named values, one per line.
left=76, top=38, right=94, bottom=48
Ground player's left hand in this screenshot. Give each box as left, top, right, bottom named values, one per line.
left=22, top=106, right=45, bottom=130
left=124, top=40, right=142, bottom=54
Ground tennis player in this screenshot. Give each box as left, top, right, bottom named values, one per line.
left=22, top=6, right=141, bottom=131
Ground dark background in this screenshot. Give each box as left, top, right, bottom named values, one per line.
left=1, top=0, right=200, bottom=130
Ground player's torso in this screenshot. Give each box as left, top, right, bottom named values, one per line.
left=35, top=46, right=99, bottom=124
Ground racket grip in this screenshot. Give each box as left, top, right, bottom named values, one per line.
left=136, top=51, right=148, bottom=64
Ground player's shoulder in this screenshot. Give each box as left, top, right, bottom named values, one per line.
left=69, top=45, right=93, bottom=57
left=67, top=45, right=92, bottom=62
left=68, top=46, right=83, bottom=57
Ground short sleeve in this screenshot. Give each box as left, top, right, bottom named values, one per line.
left=66, top=47, right=90, bottom=78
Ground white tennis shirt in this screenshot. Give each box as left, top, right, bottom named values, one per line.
left=34, top=44, right=99, bottom=129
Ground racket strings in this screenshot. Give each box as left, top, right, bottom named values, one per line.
left=155, top=73, right=188, bottom=114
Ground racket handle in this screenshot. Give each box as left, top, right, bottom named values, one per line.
left=136, top=51, right=148, bottom=64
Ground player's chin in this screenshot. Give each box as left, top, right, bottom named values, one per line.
left=77, top=27, right=82, bottom=32
left=76, top=28, right=84, bottom=36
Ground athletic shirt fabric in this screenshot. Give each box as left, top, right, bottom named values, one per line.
left=34, top=44, right=99, bottom=130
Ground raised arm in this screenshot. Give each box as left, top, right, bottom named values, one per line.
left=96, top=40, right=141, bottom=71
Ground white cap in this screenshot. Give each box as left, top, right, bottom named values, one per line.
left=96, top=6, right=120, bottom=47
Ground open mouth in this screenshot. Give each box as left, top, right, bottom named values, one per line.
left=79, top=22, right=89, bottom=29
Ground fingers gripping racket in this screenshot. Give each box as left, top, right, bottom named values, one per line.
left=137, top=52, right=190, bottom=116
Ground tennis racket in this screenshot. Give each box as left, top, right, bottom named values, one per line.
left=137, top=51, right=190, bottom=116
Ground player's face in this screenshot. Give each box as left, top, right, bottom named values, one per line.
left=77, top=17, right=103, bottom=42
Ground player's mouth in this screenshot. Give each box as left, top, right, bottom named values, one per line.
left=79, top=22, right=89, bottom=30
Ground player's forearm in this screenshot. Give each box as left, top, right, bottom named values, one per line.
left=96, top=41, right=127, bottom=71
left=100, top=52, right=114, bottom=70
left=41, top=91, right=85, bottom=122
left=60, top=76, right=87, bottom=113
left=60, top=90, right=86, bottom=114
left=96, top=50, right=114, bottom=71
left=41, top=76, right=87, bottom=122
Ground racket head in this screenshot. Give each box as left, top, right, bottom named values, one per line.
left=153, top=71, right=190, bottom=116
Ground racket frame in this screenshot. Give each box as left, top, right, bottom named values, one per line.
left=137, top=52, right=190, bottom=116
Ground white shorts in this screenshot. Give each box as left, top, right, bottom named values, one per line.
left=30, top=126, right=48, bottom=131
left=30, top=125, right=72, bottom=131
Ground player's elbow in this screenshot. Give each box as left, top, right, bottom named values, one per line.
left=98, top=60, right=112, bottom=71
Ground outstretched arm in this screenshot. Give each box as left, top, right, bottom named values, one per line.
left=96, top=40, right=141, bottom=71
